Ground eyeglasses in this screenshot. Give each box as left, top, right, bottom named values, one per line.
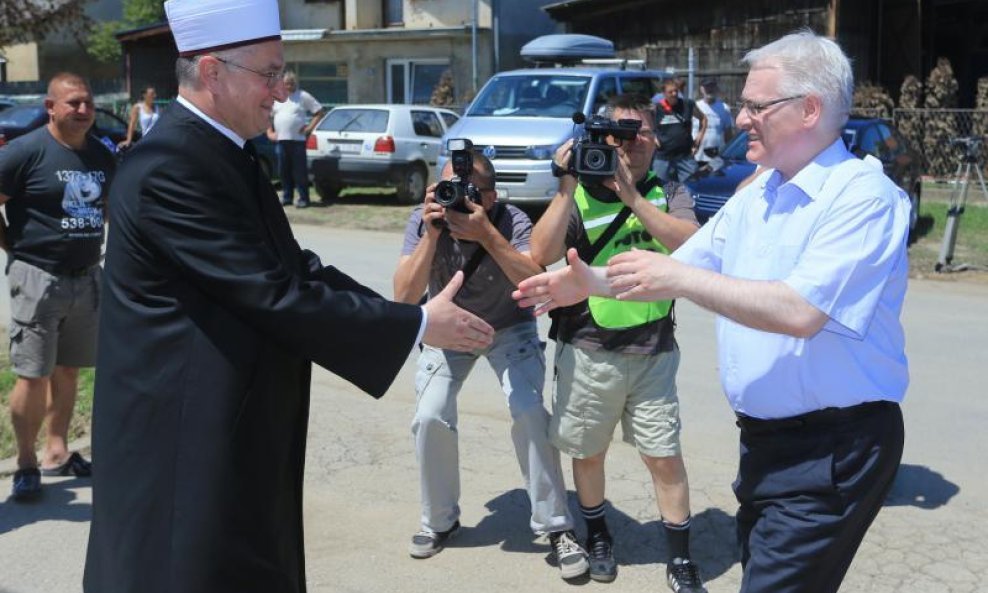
left=735, top=95, right=806, bottom=117
left=214, top=57, right=284, bottom=89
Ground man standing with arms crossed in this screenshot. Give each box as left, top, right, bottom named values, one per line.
left=529, top=93, right=705, bottom=591
left=394, top=151, right=589, bottom=579
left=516, top=32, right=909, bottom=593
left=0, top=73, right=112, bottom=500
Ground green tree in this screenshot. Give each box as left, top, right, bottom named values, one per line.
left=0, top=0, right=92, bottom=47
left=87, top=0, right=165, bottom=64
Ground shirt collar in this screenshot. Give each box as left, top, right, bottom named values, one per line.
left=176, top=95, right=246, bottom=148
left=763, top=138, right=853, bottom=202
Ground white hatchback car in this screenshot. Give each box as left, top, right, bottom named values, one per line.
left=306, top=104, right=460, bottom=204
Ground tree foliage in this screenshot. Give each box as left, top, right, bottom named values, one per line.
left=0, top=0, right=92, bottom=47
left=87, top=0, right=165, bottom=64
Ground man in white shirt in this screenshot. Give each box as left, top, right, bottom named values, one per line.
left=269, top=71, right=325, bottom=208
left=693, top=78, right=734, bottom=166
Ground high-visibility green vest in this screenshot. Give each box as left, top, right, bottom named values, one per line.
left=573, top=176, right=673, bottom=329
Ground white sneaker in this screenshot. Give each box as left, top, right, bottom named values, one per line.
left=549, top=530, right=589, bottom=580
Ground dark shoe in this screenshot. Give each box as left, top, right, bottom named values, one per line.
left=586, top=531, right=617, bottom=582
left=281, top=199, right=293, bottom=206
left=409, top=521, right=460, bottom=559
left=548, top=529, right=589, bottom=580
left=11, top=468, right=41, bottom=502
left=295, top=199, right=310, bottom=209
left=40, top=451, right=92, bottom=477
left=666, top=557, right=706, bottom=593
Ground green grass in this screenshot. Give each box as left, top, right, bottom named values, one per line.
left=0, top=337, right=96, bottom=461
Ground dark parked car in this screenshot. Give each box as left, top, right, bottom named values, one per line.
left=0, top=103, right=135, bottom=149
left=686, top=117, right=922, bottom=236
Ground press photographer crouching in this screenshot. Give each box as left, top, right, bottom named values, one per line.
left=393, top=141, right=590, bottom=579
left=528, top=93, right=706, bottom=589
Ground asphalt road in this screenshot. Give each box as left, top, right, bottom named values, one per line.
left=0, top=224, right=986, bottom=593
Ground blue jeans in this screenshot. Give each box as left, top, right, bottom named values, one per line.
left=411, top=321, right=573, bottom=534
left=278, top=140, right=309, bottom=203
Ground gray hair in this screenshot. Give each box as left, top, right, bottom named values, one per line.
left=175, top=46, right=257, bottom=90
left=742, top=29, right=853, bottom=133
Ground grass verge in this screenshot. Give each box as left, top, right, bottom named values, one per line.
left=0, top=329, right=95, bottom=461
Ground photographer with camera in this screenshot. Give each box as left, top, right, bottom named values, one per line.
left=393, top=144, right=589, bottom=579
left=529, top=94, right=705, bottom=591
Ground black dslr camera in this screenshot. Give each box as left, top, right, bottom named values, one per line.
left=570, top=112, right=641, bottom=185
left=435, top=138, right=482, bottom=213
left=949, top=135, right=983, bottom=163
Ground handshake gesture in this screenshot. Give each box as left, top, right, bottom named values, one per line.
left=422, top=270, right=495, bottom=351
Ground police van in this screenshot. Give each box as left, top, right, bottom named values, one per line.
left=438, top=34, right=667, bottom=207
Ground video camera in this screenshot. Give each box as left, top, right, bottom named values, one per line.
left=949, top=136, right=984, bottom=163
left=435, top=138, right=482, bottom=214
left=569, top=112, right=641, bottom=185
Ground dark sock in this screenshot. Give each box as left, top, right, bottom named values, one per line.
left=662, top=515, right=692, bottom=562
left=581, top=501, right=609, bottom=538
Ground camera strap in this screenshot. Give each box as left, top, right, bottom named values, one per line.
left=581, top=175, right=661, bottom=264
left=460, top=203, right=506, bottom=281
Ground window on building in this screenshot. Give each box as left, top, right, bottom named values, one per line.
left=286, top=62, right=349, bottom=106
left=384, top=0, right=403, bottom=26
left=387, top=59, right=450, bottom=105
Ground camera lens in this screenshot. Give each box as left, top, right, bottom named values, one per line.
left=583, top=148, right=608, bottom=171
left=435, top=180, right=464, bottom=207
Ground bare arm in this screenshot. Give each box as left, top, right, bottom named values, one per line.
left=604, top=159, right=698, bottom=251
left=393, top=192, right=444, bottom=303
left=302, top=108, right=327, bottom=137
left=692, top=106, right=708, bottom=152
left=530, top=140, right=577, bottom=267
left=444, top=200, right=544, bottom=287
left=607, top=250, right=828, bottom=338
left=121, top=104, right=139, bottom=147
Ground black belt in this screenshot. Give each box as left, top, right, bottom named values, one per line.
left=735, top=401, right=896, bottom=435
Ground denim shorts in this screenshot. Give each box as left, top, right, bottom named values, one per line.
left=8, top=259, right=100, bottom=377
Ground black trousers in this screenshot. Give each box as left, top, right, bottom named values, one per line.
left=733, top=401, right=904, bottom=593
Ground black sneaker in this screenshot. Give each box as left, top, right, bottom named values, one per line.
left=666, top=557, right=706, bottom=593
left=11, top=467, right=41, bottom=502
left=548, top=529, right=589, bottom=580
left=409, top=521, right=460, bottom=559
left=586, top=531, right=617, bottom=582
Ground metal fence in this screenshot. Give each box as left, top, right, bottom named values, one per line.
left=890, top=109, right=988, bottom=180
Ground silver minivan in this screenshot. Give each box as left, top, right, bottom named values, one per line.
left=439, top=67, right=666, bottom=206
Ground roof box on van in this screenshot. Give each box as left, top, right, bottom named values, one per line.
left=520, top=34, right=615, bottom=64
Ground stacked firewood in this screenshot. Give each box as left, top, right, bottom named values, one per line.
left=897, top=75, right=924, bottom=169
left=852, top=82, right=894, bottom=119
left=974, top=77, right=988, bottom=139
left=924, top=58, right=960, bottom=176
left=429, top=70, right=456, bottom=107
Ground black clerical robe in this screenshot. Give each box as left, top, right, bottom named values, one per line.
left=83, top=102, right=421, bottom=593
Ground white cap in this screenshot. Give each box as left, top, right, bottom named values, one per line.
left=165, top=0, right=282, bottom=57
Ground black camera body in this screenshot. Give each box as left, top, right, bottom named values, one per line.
left=571, top=113, right=641, bottom=185
left=950, top=135, right=983, bottom=163
left=435, top=138, right=482, bottom=213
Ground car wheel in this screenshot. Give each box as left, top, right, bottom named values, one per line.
left=908, top=185, right=921, bottom=243
left=315, top=180, right=341, bottom=202
left=396, top=164, right=427, bottom=205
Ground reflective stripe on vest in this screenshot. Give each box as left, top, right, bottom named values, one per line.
left=573, top=176, right=673, bottom=329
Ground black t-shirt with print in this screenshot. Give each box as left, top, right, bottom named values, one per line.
left=655, top=98, right=695, bottom=158
left=0, top=126, right=116, bottom=273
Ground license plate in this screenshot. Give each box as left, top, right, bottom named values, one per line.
left=495, top=188, right=508, bottom=200
left=330, top=142, right=361, bottom=154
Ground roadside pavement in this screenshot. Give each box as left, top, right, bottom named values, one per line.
left=1, top=225, right=986, bottom=593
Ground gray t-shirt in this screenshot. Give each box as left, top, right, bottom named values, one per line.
left=402, top=203, right=534, bottom=330
left=0, top=126, right=115, bottom=274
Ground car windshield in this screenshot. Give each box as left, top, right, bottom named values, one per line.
left=0, top=105, right=44, bottom=127
left=721, top=131, right=750, bottom=161
left=467, top=74, right=590, bottom=118
left=318, top=109, right=389, bottom=133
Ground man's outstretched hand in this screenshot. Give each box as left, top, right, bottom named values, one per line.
left=512, top=248, right=605, bottom=316
left=422, top=271, right=495, bottom=351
